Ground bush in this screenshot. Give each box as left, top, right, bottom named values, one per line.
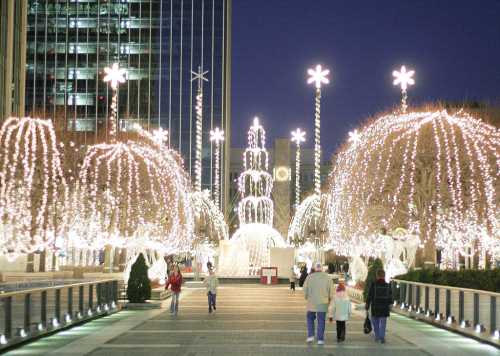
left=396, top=268, right=500, bottom=293
left=126, top=253, right=152, bottom=303
left=363, top=258, right=384, bottom=300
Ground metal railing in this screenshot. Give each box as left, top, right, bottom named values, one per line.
left=0, top=279, right=119, bottom=350
left=392, top=279, right=500, bottom=343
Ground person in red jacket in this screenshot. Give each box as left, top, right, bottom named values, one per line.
left=165, top=265, right=183, bottom=315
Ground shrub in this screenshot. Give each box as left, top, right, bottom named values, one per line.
left=396, top=268, right=500, bottom=293
left=126, top=253, right=152, bottom=303
left=363, top=258, right=384, bottom=300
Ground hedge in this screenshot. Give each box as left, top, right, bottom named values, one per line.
left=395, top=269, right=500, bottom=293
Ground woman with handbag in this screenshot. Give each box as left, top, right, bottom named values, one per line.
left=165, top=265, right=183, bottom=315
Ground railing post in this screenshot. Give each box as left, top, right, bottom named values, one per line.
left=425, top=286, right=429, bottom=311
left=408, top=284, right=413, bottom=307
left=79, top=285, right=84, bottom=314
left=4, top=296, right=12, bottom=338
left=55, top=289, right=61, bottom=323
left=491, top=296, right=496, bottom=334
left=68, top=287, right=73, bottom=317
left=434, top=287, right=440, bottom=316
left=89, top=284, right=93, bottom=309
left=24, top=293, right=31, bottom=331
left=445, top=289, right=451, bottom=318
left=112, top=280, right=118, bottom=303
left=473, top=293, right=479, bottom=326
left=458, top=290, right=464, bottom=323
left=97, top=283, right=102, bottom=306
left=416, top=285, right=421, bottom=309
left=41, top=291, right=47, bottom=327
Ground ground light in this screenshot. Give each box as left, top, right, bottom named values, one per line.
left=37, top=323, right=44, bottom=331
left=77, top=312, right=83, bottom=319
left=52, top=318, right=59, bottom=328
left=65, top=314, right=72, bottom=323
left=111, top=301, right=116, bottom=309
left=19, top=329, right=27, bottom=338
left=0, top=334, right=7, bottom=345
left=493, top=330, right=499, bottom=340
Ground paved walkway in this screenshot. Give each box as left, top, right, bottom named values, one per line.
left=5, top=284, right=499, bottom=356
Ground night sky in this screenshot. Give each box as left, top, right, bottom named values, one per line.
left=231, top=0, right=500, bottom=156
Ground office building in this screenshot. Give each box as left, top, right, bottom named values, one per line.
left=25, top=0, right=231, bottom=212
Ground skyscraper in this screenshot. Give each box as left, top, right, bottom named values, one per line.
left=25, top=0, right=231, bottom=212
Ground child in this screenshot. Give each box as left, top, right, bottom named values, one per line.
left=203, top=268, right=219, bottom=313
left=165, top=265, right=183, bottom=315
left=329, top=279, right=352, bottom=342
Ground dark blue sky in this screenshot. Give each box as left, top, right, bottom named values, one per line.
left=231, top=0, right=500, bottom=155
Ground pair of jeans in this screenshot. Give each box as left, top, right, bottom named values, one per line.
left=336, top=320, right=346, bottom=340
left=371, top=317, right=387, bottom=341
left=290, top=282, right=295, bottom=291
left=170, top=292, right=180, bottom=314
left=306, top=311, right=326, bottom=341
left=208, top=292, right=216, bottom=312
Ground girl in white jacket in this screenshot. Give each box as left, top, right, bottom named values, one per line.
left=328, top=280, right=352, bottom=342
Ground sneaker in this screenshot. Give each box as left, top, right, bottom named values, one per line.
left=213, top=305, right=216, bottom=310
left=306, top=337, right=314, bottom=343
left=317, top=340, right=325, bottom=345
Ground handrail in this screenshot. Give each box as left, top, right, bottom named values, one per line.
left=392, top=278, right=500, bottom=297
left=0, top=279, right=119, bottom=298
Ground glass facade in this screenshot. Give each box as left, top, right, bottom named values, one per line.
left=25, top=0, right=231, bottom=203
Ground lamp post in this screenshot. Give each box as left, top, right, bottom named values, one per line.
left=103, top=63, right=126, bottom=141
left=210, top=127, right=224, bottom=209
left=307, top=64, right=329, bottom=230
left=392, top=65, right=415, bottom=113
left=191, top=66, right=209, bottom=192
left=291, top=128, right=306, bottom=209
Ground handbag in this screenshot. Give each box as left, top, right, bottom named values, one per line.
left=363, top=313, right=372, bottom=334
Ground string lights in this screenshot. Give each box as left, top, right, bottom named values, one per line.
left=210, top=127, right=224, bottom=209
left=326, top=109, right=499, bottom=269
left=103, top=63, right=127, bottom=140
left=291, top=128, right=306, bottom=209
left=0, top=117, right=68, bottom=259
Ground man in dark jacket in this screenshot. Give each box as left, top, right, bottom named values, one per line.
left=365, top=269, right=392, bottom=343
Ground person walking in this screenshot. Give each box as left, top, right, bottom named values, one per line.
left=365, top=269, right=393, bottom=343
left=203, top=268, right=219, bottom=313
left=303, top=262, right=333, bottom=345
left=165, top=265, right=183, bottom=315
left=328, top=279, right=351, bottom=342
left=298, top=265, right=308, bottom=287
left=289, top=266, right=297, bottom=292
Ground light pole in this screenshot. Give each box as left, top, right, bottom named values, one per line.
left=392, top=65, right=415, bottom=113
left=103, top=63, right=127, bottom=141
left=191, top=66, right=209, bottom=192
left=291, top=128, right=306, bottom=209
left=210, top=127, right=224, bottom=209
left=307, top=64, right=329, bottom=230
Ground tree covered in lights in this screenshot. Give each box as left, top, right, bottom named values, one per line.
left=327, top=108, right=499, bottom=269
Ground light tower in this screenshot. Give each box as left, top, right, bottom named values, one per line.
left=291, top=128, right=306, bottom=209
left=191, top=66, right=209, bottom=192
left=307, top=64, right=330, bottom=228
left=210, top=127, right=224, bottom=209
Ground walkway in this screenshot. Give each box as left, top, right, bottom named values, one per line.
left=4, top=284, right=499, bottom=356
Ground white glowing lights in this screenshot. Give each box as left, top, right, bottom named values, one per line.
left=291, top=128, right=306, bottom=145
left=348, top=129, right=361, bottom=145
left=326, top=110, right=499, bottom=267
left=291, top=128, right=306, bottom=209
left=229, top=118, right=286, bottom=275
left=393, top=65, right=415, bottom=113
left=191, top=66, right=209, bottom=192
left=210, top=128, right=224, bottom=209
left=0, top=117, right=68, bottom=259
left=307, top=64, right=330, bottom=89
left=103, top=63, right=127, bottom=90
left=67, top=130, right=194, bottom=254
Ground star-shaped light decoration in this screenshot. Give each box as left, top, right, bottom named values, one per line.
left=210, top=127, right=224, bottom=144
left=348, top=129, right=361, bottom=144
left=103, top=63, right=127, bottom=89
left=291, top=128, right=306, bottom=145
left=152, top=128, right=169, bottom=145
left=392, top=65, right=415, bottom=91
left=307, top=64, right=330, bottom=89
